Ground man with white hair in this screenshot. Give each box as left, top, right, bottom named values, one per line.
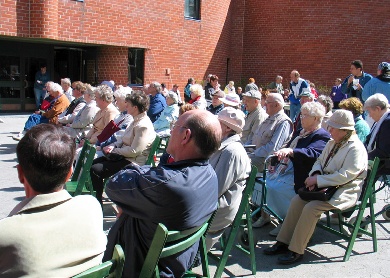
left=61, top=78, right=74, bottom=102
left=207, top=107, right=251, bottom=250
left=147, top=81, right=167, bottom=122
left=249, top=93, right=293, bottom=172
left=241, top=90, right=268, bottom=145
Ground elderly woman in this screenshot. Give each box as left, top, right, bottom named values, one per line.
left=90, top=91, right=156, bottom=205
left=264, top=110, right=367, bottom=265
left=207, top=107, right=251, bottom=251
left=253, top=102, right=330, bottom=235
left=13, top=82, right=70, bottom=141
left=339, top=97, right=370, bottom=143
left=82, top=84, right=119, bottom=145
left=189, top=84, right=207, bottom=110
left=58, top=81, right=87, bottom=125
left=64, top=84, right=100, bottom=140
left=317, top=95, right=333, bottom=129
left=364, top=93, right=390, bottom=175
left=153, top=91, right=180, bottom=137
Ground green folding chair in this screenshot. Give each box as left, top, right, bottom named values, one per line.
left=139, top=214, right=214, bottom=278
left=145, top=135, right=161, bottom=167
left=208, top=164, right=258, bottom=278
left=66, top=142, right=96, bottom=196
left=316, top=157, right=380, bottom=261
left=73, top=244, right=125, bottom=278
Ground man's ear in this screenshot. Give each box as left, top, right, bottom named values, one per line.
left=65, top=167, right=73, bottom=182
left=16, top=164, right=25, bottom=184
left=181, top=129, right=192, bottom=145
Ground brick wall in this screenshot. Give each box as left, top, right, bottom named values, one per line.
left=237, top=0, right=390, bottom=90
left=97, top=46, right=128, bottom=85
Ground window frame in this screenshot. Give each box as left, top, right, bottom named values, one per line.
left=184, top=0, right=201, bottom=20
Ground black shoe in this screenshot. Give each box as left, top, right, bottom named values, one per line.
left=263, top=241, right=289, bottom=255
left=277, top=251, right=303, bottom=265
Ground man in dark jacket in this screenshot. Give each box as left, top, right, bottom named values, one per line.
left=103, top=109, right=222, bottom=277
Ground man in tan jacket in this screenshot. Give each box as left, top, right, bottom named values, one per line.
left=0, top=124, right=107, bottom=277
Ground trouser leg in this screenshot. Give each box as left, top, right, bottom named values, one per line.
left=90, top=157, right=131, bottom=205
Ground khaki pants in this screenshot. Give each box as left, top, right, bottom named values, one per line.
left=276, top=195, right=336, bottom=254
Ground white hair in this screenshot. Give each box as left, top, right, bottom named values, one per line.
left=190, top=84, right=205, bottom=97
left=60, top=78, right=71, bottom=86
left=114, top=86, right=133, bottom=100
left=301, top=101, right=325, bottom=123
left=364, top=93, right=389, bottom=110
left=47, top=82, right=63, bottom=93
left=269, top=92, right=284, bottom=107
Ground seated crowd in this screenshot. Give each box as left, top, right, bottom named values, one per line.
left=2, top=69, right=390, bottom=277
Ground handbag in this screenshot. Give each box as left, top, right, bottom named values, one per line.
left=97, top=118, right=125, bottom=143
left=298, top=185, right=339, bottom=201
left=40, top=99, right=51, bottom=110
left=103, top=149, right=125, bottom=161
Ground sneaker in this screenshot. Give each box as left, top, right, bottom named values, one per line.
left=269, top=224, right=282, bottom=236
left=252, top=215, right=271, bottom=228
left=0, top=118, right=4, bottom=123
left=12, top=133, right=24, bottom=141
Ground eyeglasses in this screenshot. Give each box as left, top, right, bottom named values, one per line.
left=300, top=114, right=313, bottom=119
left=265, top=100, right=276, bottom=105
left=170, top=122, right=188, bottom=131
left=71, top=87, right=78, bottom=90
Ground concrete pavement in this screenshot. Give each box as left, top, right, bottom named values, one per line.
left=0, top=113, right=389, bottom=277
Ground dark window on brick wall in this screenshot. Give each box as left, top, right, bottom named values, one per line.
left=185, top=0, right=200, bottom=20
left=128, top=48, right=144, bottom=85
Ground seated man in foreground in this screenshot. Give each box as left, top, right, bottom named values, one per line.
left=103, top=109, right=222, bottom=277
left=0, top=124, right=107, bottom=277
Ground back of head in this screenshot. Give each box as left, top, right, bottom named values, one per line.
left=126, top=90, right=150, bottom=113
left=17, top=124, right=76, bottom=193
left=95, top=84, right=114, bottom=103
left=364, top=93, right=389, bottom=110
left=269, top=92, right=285, bottom=108
left=339, top=97, right=363, bottom=117
left=182, top=110, right=222, bottom=159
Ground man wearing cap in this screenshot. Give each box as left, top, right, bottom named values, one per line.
left=207, top=90, right=225, bottom=115
left=341, top=60, right=373, bottom=102
left=249, top=93, right=293, bottom=171
left=153, top=91, right=180, bottom=137
left=207, top=107, right=251, bottom=250
left=287, top=70, right=309, bottom=121
left=220, top=93, right=241, bottom=108
left=241, top=90, right=268, bottom=145
left=362, top=62, right=390, bottom=102
left=292, top=91, right=315, bottom=136
left=147, top=81, right=167, bottom=123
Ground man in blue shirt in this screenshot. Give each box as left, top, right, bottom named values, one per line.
left=341, top=60, right=373, bottom=103
left=288, top=70, right=309, bottom=121
left=103, top=109, right=222, bottom=278
left=34, top=64, right=50, bottom=110
left=147, top=81, right=167, bottom=122
left=362, top=62, right=390, bottom=102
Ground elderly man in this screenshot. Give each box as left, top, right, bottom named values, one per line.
left=58, top=81, right=87, bottom=125
left=0, top=124, right=106, bottom=276
left=241, top=90, right=268, bottom=145
left=103, top=109, right=222, bottom=278
left=207, top=90, right=225, bottom=114
left=61, top=77, right=74, bottom=102
left=341, top=60, right=373, bottom=102
left=268, top=75, right=284, bottom=95
left=207, top=107, right=251, bottom=250
left=287, top=70, right=309, bottom=121
left=147, top=81, right=167, bottom=122
left=249, top=93, right=293, bottom=172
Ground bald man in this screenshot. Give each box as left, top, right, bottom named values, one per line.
left=103, top=109, right=222, bottom=278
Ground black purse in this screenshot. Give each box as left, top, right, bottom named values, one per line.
left=298, top=185, right=339, bottom=201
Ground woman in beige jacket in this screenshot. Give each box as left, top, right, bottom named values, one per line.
left=90, top=91, right=156, bottom=205
left=264, top=110, right=368, bottom=265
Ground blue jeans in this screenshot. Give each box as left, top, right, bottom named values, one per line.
left=289, top=102, right=301, bottom=121
left=24, top=114, right=49, bottom=130
left=34, top=88, right=46, bottom=109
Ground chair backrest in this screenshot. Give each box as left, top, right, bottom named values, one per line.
left=73, top=244, right=125, bottom=278
left=74, top=142, right=96, bottom=195
left=145, top=135, right=161, bottom=166
left=139, top=217, right=213, bottom=277
left=235, top=164, right=258, bottom=221
left=361, top=157, right=380, bottom=203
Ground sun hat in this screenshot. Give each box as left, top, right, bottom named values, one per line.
left=211, top=90, right=225, bottom=98
left=242, top=90, right=261, bottom=100
left=217, top=107, right=245, bottom=133
left=219, top=93, right=241, bottom=107
left=326, top=110, right=355, bottom=130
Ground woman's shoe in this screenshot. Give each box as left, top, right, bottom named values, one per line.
left=263, top=241, right=289, bottom=255
left=278, top=251, right=303, bottom=265
left=252, top=214, right=271, bottom=228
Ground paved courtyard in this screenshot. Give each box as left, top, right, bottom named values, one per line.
left=0, top=113, right=389, bottom=277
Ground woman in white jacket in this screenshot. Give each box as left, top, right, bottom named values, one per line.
left=263, top=110, right=368, bottom=265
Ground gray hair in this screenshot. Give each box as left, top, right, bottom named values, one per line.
left=114, top=86, right=132, bottom=101
left=317, top=95, right=334, bottom=113
left=269, top=92, right=284, bottom=107
left=94, top=85, right=114, bottom=103
left=364, top=93, right=389, bottom=110
left=276, top=75, right=283, bottom=80
left=150, top=81, right=162, bottom=93
left=60, top=78, right=71, bottom=86
left=85, top=84, right=96, bottom=100
left=301, top=101, right=325, bottom=123
left=47, top=82, right=63, bottom=93
left=190, top=83, right=205, bottom=97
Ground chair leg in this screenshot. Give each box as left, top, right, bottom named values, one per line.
left=245, top=207, right=256, bottom=275
left=343, top=208, right=365, bottom=261
left=199, top=237, right=210, bottom=278
left=369, top=196, right=378, bottom=253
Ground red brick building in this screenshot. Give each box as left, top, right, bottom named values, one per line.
left=0, top=0, right=389, bottom=111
